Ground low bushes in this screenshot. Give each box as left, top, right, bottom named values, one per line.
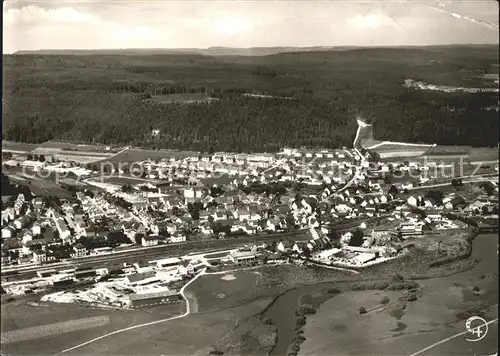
left=295, top=305, right=317, bottom=317
left=287, top=343, right=300, bottom=356
left=455, top=305, right=486, bottom=320
left=392, top=273, right=405, bottom=282
left=294, top=335, right=306, bottom=343
left=296, top=316, right=307, bottom=328
left=381, top=296, right=390, bottom=304
left=263, top=318, right=275, bottom=325
left=359, top=306, right=367, bottom=314
left=350, top=284, right=367, bottom=291
left=372, top=281, right=390, bottom=290
left=332, top=323, right=348, bottom=332
left=327, top=287, right=341, bottom=294
left=347, top=280, right=417, bottom=292
left=290, top=303, right=320, bottom=355
left=386, top=281, right=419, bottom=291
left=405, top=293, right=418, bottom=302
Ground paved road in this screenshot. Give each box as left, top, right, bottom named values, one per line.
left=2, top=214, right=384, bottom=282
left=58, top=267, right=208, bottom=354
left=408, top=318, right=498, bottom=356
left=321, top=215, right=389, bottom=230
left=1, top=230, right=309, bottom=281
left=340, top=148, right=364, bottom=193
left=325, top=147, right=365, bottom=201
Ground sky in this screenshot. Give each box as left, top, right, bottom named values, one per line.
left=3, top=0, right=499, bottom=54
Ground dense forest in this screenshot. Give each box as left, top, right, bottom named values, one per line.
left=3, top=46, right=499, bottom=152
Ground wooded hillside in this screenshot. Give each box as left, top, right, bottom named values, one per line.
left=3, top=46, right=498, bottom=152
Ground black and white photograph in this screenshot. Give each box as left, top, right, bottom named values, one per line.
left=1, top=1, right=499, bottom=355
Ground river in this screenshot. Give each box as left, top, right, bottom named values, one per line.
left=265, top=233, right=498, bottom=356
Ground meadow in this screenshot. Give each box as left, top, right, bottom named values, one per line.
left=102, top=148, right=199, bottom=165
left=1, top=233, right=495, bottom=355
left=2, top=141, right=40, bottom=153
left=1, top=295, right=184, bottom=355
left=299, top=233, right=498, bottom=356
left=150, top=93, right=219, bottom=104
left=186, top=271, right=266, bottom=313
left=4, top=170, right=73, bottom=199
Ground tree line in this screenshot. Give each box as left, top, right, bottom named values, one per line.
left=4, top=49, right=498, bottom=151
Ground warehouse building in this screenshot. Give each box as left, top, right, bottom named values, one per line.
left=228, top=251, right=257, bottom=263
left=152, top=257, right=182, bottom=269
left=127, top=290, right=181, bottom=308
left=75, top=267, right=96, bottom=279
left=124, top=270, right=156, bottom=286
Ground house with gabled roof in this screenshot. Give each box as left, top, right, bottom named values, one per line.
left=213, top=210, right=228, bottom=221
left=277, top=240, right=295, bottom=252
left=142, top=235, right=159, bottom=247
left=2, top=225, right=16, bottom=239
left=266, top=217, right=282, bottom=232
left=72, top=243, right=87, bottom=258
left=32, top=197, right=44, bottom=211
left=32, top=249, right=47, bottom=264
left=234, top=206, right=250, bottom=221
left=198, top=210, right=211, bottom=223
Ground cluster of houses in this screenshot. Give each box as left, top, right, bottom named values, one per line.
left=404, top=78, right=500, bottom=94
left=1, top=146, right=498, bottom=268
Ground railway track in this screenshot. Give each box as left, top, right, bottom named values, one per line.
left=1, top=216, right=384, bottom=282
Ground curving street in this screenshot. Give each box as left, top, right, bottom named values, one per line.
left=58, top=267, right=208, bottom=354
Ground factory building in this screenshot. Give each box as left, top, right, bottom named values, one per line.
left=127, top=290, right=181, bottom=308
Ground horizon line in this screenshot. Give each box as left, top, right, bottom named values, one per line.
left=6, top=43, right=499, bottom=55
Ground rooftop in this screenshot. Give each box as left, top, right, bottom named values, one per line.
left=154, top=257, right=182, bottom=265
left=129, top=289, right=178, bottom=301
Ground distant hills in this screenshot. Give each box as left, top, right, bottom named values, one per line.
left=12, top=44, right=497, bottom=57
left=13, top=46, right=359, bottom=56
left=4, top=44, right=498, bottom=152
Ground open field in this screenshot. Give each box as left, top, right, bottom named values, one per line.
left=1, top=233, right=496, bottom=355
left=2, top=140, right=118, bottom=162
left=36, top=141, right=120, bottom=153
left=1, top=315, right=111, bottom=344
left=32, top=149, right=113, bottom=164
left=369, top=142, right=434, bottom=160
left=422, top=146, right=498, bottom=161
left=2, top=141, right=40, bottom=153
left=186, top=271, right=264, bottom=313
left=468, top=147, right=499, bottom=162
left=298, top=233, right=498, bottom=356
left=1, top=295, right=184, bottom=355
left=62, top=299, right=271, bottom=356
left=378, top=150, right=429, bottom=159
left=104, top=148, right=199, bottom=164
left=299, top=291, right=497, bottom=356
left=149, top=93, right=219, bottom=104
left=51, top=151, right=115, bottom=158
left=257, top=232, right=494, bottom=355
left=99, top=176, right=165, bottom=186
left=4, top=171, right=73, bottom=199
left=375, top=145, right=498, bottom=163
left=370, top=143, right=435, bottom=152
left=209, top=314, right=277, bottom=356
left=423, top=145, right=471, bottom=157
left=30, top=144, right=117, bottom=160
left=54, top=153, right=113, bottom=164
